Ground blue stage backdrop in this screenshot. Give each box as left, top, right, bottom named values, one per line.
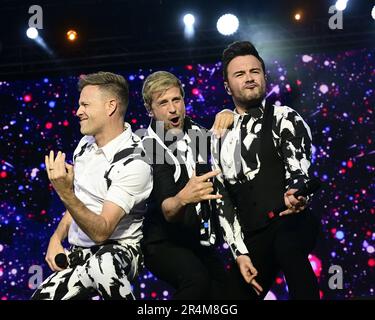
left=0, top=48, right=373, bottom=300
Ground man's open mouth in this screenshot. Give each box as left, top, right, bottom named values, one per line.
left=170, top=116, right=180, bottom=126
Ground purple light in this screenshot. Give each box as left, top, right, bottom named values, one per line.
left=336, top=231, right=345, bottom=240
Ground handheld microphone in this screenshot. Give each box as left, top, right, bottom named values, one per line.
left=195, top=163, right=215, bottom=246
left=267, top=178, right=322, bottom=219
left=55, top=253, right=69, bottom=269
left=195, top=163, right=211, bottom=221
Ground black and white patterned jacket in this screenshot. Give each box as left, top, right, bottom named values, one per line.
left=211, top=102, right=313, bottom=258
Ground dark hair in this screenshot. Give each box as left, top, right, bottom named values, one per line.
left=222, top=41, right=266, bottom=81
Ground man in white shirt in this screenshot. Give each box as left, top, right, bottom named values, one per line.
left=31, top=72, right=152, bottom=300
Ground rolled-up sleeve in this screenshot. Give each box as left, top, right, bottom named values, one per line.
left=105, top=159, right=153, bottom=215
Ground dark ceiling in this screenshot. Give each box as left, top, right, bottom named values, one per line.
left=0, top=0, right=374, bottom=79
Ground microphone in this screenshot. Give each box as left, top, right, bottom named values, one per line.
left=267, top=178, right=322, bottom=219
left=195, top=162, right=215, bottom=246
left=195, top=163, right=211, bottom=221
left=55, top=253, right=69, bottom=269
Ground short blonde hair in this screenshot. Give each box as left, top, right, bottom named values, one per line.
left=78, top=71, right=129, bottom=115
left=142, top=71, right=184, bottom=111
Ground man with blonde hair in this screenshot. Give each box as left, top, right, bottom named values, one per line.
left=140, top=71, right=251, bottom=299
left=32, top=72, right=152, bottom=300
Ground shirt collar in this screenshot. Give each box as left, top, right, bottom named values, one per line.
left=233, top=99, right=266, bottom=128
left=89, top=123, right=133, bottom=162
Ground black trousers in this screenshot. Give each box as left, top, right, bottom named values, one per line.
left=232, top=211, right=321, bottom=300
left=142, top=240, right=250, bottom=300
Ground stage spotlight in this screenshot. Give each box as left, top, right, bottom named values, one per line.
left=26, top=27, right=53, bottom=55
left=335, top=0, right=348, bottom=11
left=25, top=27, right=53, bottom=55
left=372, top=5, right=375, bottom=20
left=216, top=14, right=239, bottom=36
left=294, top=12, right=302, bottom=21
left=183, top=14, right=195, bottom=27
left=183, top=13, right=195, bottom=38
left=26, top=27, right=38, bottom=39
left=67, top=30, right=78, bottom=42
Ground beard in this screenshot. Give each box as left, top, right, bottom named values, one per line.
left=235, top=89, right=266, bottom=110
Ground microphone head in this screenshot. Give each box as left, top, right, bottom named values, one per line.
left=55, top=253, right=68, bottom=269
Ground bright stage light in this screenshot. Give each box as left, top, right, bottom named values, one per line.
left=183, top=14, right=195, bottom=27
left=183, top=13, right=195, bottom=38
left=216, top=14, right=239, bottom=36
left=67, top=30, right=78, bottom=42
left=26, top=27, right=38, bottom=39
left=335, top=0, right=348, bottom=11
left=372, top=5, right=375, bottom=20
left=26, top=27, right=53, bottom=55
left=294, top=12, right=302, bottom=21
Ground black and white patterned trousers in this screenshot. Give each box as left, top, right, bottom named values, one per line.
left=31, top=241, right=141, bottom=300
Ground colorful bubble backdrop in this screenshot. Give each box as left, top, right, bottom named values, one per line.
left=0, top=48, right=373, bottom=300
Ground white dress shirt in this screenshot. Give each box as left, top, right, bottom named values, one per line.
left=68, top=123, right=153, bottom=247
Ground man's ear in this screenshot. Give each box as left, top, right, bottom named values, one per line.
left=145, top=104, right=154, bottom=117
left=106, top=99, right=117, bottom=116
left=224, top=82, right=232, bottom=95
